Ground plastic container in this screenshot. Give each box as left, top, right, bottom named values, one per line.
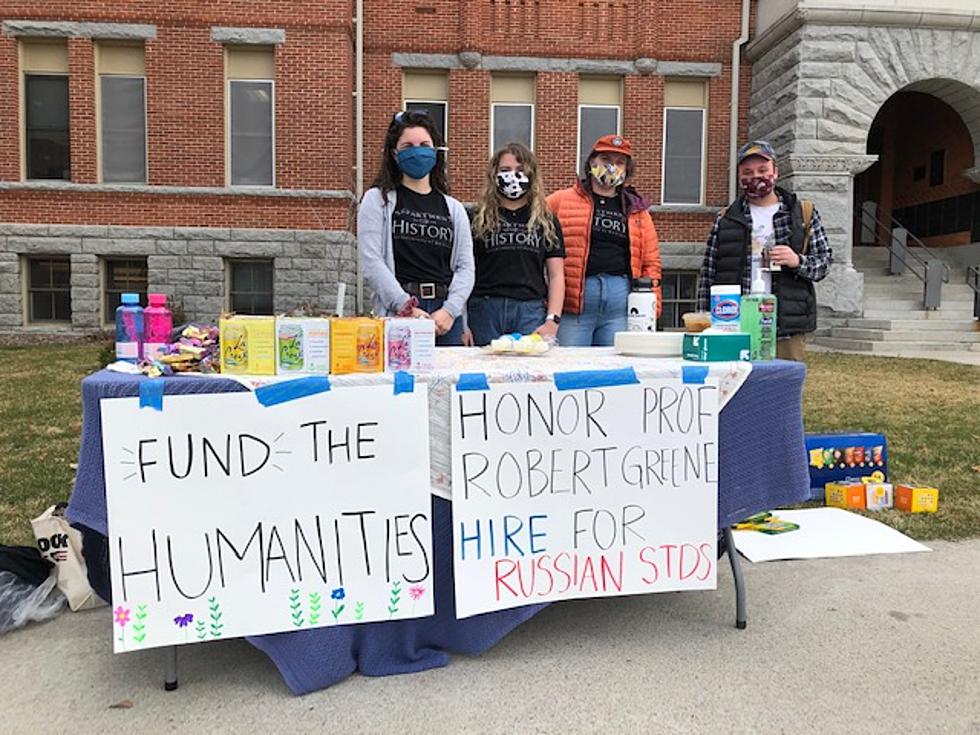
left=681, top=311, right=712, bottom=333
left=710, top=285, right=741, bottom=332
left=114, top=293, right=144, bottom=363
left=627, top=277, right=657, bottom=332
left=142, top=293, right=172, bottom=362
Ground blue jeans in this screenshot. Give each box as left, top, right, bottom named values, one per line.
left=419, top=296, right=464, bottom=346
left=467, top=296, right=547, bottom=347
left=557, top=274, right=630, bottom=347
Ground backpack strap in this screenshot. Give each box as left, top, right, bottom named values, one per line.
left=801, top=199, right=814, bottom=254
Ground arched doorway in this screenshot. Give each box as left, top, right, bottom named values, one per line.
left=854, top=83, right=980, bottom=253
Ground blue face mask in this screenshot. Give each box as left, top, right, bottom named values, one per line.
left=396, top=146, right=438, bottom=180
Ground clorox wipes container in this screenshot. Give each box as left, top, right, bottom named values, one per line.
left=710, top=285, right=742, bottom=332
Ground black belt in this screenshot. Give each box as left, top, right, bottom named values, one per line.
left=401, top=281, right=450, bottom=299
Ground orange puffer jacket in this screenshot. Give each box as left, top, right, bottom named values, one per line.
left=547, top=180, right=662, bottom=316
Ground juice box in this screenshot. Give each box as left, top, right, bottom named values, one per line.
left=384, top=318, right=436, bottom=372
left=825, top=480, right=866, bottom=510
left=275, top=317, right=330, bottom=374
left=219, top=315, right=276, bottom=375
left=895, top=485, right=939, bottom=513
left=740, top=293, right=777, bottom=361
left=865, top=481, right=893, bottom=511
left=682, top=332, right=751, bottom=362
left=330, top=317, right=384, bottom=374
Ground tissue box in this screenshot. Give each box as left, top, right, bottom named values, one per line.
left=805, top=432, right=887, bottom=500
left=330, top=317, right=384, bottom=374
left=276, top=317, right=330, bottom=374
left=384, top=318, right=435, bottom=372
left=895, top=485, right=939, bottom=513
left=220, top=315, right=276, bottom=375
left=825, top=481, right=867, bottom=510
left=682, top=332, right=751, bottom=362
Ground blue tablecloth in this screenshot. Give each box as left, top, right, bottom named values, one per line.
left=67, top=361, right=809, bottom=694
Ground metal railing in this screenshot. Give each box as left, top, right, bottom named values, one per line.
left=855, top=210, right=951, bottom=310
left=968, top=265, right=980, bottom=320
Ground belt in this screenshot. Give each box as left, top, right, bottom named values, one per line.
left=401, top=281, right=450, bottom=300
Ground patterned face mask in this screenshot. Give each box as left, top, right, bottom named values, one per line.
left=495, top=170, right=531, bottom=200
left=590, top=161, right=627, bottom=188
left=740, top=174, right=776, bottom=199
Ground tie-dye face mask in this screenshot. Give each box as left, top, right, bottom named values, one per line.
left=590, top=161, right=627, bottom=188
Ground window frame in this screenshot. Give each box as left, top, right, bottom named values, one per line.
left=658, top=270, right=699, bottom=331
left=225, top=258, right=275, bottom=315
left=490, top=101, right=535, bottom=153
left=102, top=256, right=149, bottom=325
left=660, top=106, right=707, bottom=207
left=227, top=78, right=276, bottom=188
left=403, top=98, right=449, bottom=144
left=97, top=73, right=148, bottom=184
left=24, top=255, right=72, bottom=325
left=23, top=72, right=71, bottom=182
left=576, top=103, right=621, bottom=173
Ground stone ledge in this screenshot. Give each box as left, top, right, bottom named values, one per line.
left=0, top=182, right=354, bottom=200
left=649, top=205, right=721, bottom=215
left=2, top=20, right=156, bottom=40
left=391, top=53, right=722, bottom=77
left=210, top=27, right=285, bottom=45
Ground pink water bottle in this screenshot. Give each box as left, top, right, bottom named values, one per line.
left=143, top=293, right=173, bottom=361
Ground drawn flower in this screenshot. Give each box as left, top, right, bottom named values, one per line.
left=114, top=606, right=131, bottom=627
left=409, top=585, right=425, bottom=601
left=173, top=613, right=194, bottom=628
left=331, top=587, right=346, bottom=601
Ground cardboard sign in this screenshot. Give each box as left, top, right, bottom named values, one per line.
left=451, top=379, right=719, bottom=618
left=101, top=384, right=433, bottom=652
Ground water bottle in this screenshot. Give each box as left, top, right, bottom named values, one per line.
left=115, top=293, right=144, bottom=363
left=143, top=293, right=172, bottom=362
left=627, top=277, right=657, bottom=332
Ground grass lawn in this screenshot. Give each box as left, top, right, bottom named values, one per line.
left=0, top=344, right=978, bottom=546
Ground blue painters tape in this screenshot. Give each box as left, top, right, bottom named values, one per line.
left=254, top=376, right=331, bottom=407
left=393, top=371, right=415, bottom=394
left=553, top=367, right=639, bottom=391
left=456, top=373, right=489, bottom=391
left=139, top=379, right=165, bottom=411
left=682, top=365, right=710, bottom=384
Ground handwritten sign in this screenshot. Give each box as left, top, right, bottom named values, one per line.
left=451, top=379, right=719, bottom=618
left=101, top=384, right=433, bottom=652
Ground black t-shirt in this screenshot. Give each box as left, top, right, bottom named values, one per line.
left=392, top=185, right=454, bottom=285
left=586, top=193, right=630, bottom=277
left=471, top=206, right=565, bottom=301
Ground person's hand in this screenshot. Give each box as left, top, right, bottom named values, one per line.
left=770, top=245, right=800, bottom=269
left=462, top=328, right=475, bottom=347
left=534, top=319, right=559, bottom=340
left=410, top=307, right=430, bottom=319
left=431, top=308, right=455, bottom=336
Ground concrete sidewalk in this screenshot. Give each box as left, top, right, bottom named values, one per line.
left=3, top=541, right=979, bottom=734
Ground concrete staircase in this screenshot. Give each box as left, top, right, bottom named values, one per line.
left=811, top=246, right=980, bottom=355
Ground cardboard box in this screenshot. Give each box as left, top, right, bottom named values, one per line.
left=682, top=332, right=751, bottom=362
left=384, top=318, right=435, bottom=372
left=825, top=481, right=867, bottom=510
left=220, top=315, right=276, bottom=375
left=330, top=317, right=384, bottom=374
left=895, top=485, right=939, bottom=513
left=805, top=432, right=887, bottom=500
left=275, top=317, right=330, bottom=374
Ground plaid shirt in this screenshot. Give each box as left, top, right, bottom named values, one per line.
left=696, top=194, right=832, bottom=312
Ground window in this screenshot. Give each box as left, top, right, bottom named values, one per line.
left=103, top=258, right=148, bottom=322
left=27, top=256, right=71, bottom=322
left=98, top=44, right=146, bottom=183
left=228, top=259, right=274, bottom=315
left=22, top=41, right=70, bottom=181
left=912, top=165, right=926, bottom=182
left=226, top=47, right=275, bottom=186
left=659, top=271, right=698, bottom=331
left=662, top=80, right=707, bottom=205
left=930, top=149, right=945, bottom=187
left=404, top=70, right=449, bottom=144
left=578, top=77, right=622, bottom=170
left=491, top=75, right=534, bottom=151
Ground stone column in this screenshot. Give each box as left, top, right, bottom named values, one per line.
left=779, top=154, right=878, bottom=315
left=70, top=253, right=101, bottom=328
left=964, top=166, right=980, bottom=184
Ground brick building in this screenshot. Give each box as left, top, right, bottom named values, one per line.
left=0, top=0, right=755, bottom=333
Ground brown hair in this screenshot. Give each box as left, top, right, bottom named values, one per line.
left=370, top=110, right=449, bottom=197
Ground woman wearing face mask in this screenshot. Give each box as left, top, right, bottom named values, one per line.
left=546, top=135, right=661, bottom=347
left=462, top=143, right=565, bottom=347
left=357, top=110, right=474, bottom=345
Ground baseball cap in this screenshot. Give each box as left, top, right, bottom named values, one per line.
left=737, top=140, right=776, bottom=164
left=592, top=134, right=632, bottom=157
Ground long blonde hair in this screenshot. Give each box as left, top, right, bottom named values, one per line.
left=472, top=143, right=559, bottom=249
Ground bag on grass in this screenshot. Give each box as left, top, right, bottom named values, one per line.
left=31, top=504, right=107, bottom=612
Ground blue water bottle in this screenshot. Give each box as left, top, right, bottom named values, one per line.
left=115, top=293, right=145, bottom=363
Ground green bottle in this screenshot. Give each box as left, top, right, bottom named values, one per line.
left=741, top=290, right=778, bottom=361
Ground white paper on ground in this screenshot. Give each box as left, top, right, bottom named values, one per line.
left=732, top=507, right=931, bottom=562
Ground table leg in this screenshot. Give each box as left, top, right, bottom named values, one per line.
left=723, top=528, right=747, bottom=630
left=164, top=646, right=179, bottom=691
